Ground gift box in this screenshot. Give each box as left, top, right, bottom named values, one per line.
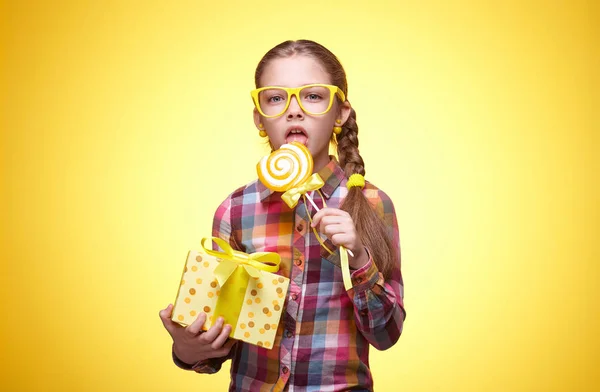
left=171, top=237, right=289, bottom=349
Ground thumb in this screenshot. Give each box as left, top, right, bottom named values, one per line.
left=159, top=304, right=177, bottom=334
left=159, top=304, right=174, bottom=321
left=311, top=208, right=326, bottom=228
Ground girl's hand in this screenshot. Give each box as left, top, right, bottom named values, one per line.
left=159, top=304, right=236, bottom=365
left=311, top=207, right=368, bottom=269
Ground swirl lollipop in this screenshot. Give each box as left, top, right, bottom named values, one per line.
left=257, top=142, right=354, bottom=263
left=257, top=142, right=354, bottom=289
left=257, top=142, right=313, bottom=192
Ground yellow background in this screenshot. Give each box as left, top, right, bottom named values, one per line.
left=1, top=0, right=598, bottom=390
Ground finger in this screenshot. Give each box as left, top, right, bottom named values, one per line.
left=313, top=216, right=341, bottom=234
left=322, top=216, right=354, bottom=236
left=320, top=215, right=347, bottom=229
left=159, top=304, right=179, bottom=333
left=331, top=233, right=363, bottom=255
left=186, top=312, right=207, bottom=336
left=223, top=338, right=237, bottom=350
left=199, top=316, right=225, bottom=344
left=210, top=324, right=233, bottom=350
left=311, top=208, right=349, bottom=228
left=159, top=304, right=173, bottom=320
left=311, top=207, right=335, bottom=227
left=210, top=339, right=236, bottom=359
left=331, top=232, right=353, bottom=247
left=323, top=223, right=345, bottom=237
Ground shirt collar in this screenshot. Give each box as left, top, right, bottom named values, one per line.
left=257, top=156, right=345, bottom=202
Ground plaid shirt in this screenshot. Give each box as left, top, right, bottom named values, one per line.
left=173, top=157, right=406, bottom=391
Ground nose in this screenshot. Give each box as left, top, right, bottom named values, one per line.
left=286, top=94, right=304, bottom=120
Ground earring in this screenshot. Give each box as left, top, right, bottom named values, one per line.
left=333, top=119, right=342, bottom=135
left=258, top=123, right=267, bottom=138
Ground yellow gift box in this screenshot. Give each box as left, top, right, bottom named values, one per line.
left=171, top=237, right=290, bottom=349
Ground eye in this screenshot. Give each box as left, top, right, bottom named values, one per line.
left=268, top=95, right=285, bottom=103
left=305, top=93, right=322, bottom=101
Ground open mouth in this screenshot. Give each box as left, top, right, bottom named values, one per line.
left=285, top=126, right=308, bottom=145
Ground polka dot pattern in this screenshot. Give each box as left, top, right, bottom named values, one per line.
left=171, top=250, right=221, bottom=332
left=172, top=249, right=290, bottom=350
left=231, top=268, right=290, bottom=349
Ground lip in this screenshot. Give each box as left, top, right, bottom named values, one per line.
left=285, top=125, right=308, bottom=139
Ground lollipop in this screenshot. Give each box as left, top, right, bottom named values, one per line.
left=257, top=142, right=313, bottom=192
left=256, top=142, right=355, bottom=267
left=257, top=142, right=321, bottom=210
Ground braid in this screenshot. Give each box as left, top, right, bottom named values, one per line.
left=337, top=108, right=395, bottom=279
left=336, top=108, right=365, bottom=177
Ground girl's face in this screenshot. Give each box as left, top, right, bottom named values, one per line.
left=254, top=55, right=351, bottom=172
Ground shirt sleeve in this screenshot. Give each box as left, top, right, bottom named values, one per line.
left=171, top=195, right=239, bottom=373
left=347, top=190, right=406, bottom=351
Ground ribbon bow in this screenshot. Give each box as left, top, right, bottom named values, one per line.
left=281, top=173, right=325, bottom=208
left=200, top=237, right=282, bottom=335
left=201, top=237, right=280, bottom=287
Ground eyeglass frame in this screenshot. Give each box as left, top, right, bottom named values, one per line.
left=250, top=83, right=347, bottom=118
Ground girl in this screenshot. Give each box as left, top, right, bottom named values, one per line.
left=159, top=39, right=406, bottom=392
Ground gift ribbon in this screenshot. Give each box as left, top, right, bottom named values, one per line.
left=201, top=237, right=281, bottom=335
left=281, top=173, right=325, bottom=208
left=279, top=175, right=353, bottom=291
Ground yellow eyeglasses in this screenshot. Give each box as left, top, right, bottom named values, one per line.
left=251, top=84, right=346, bottom=118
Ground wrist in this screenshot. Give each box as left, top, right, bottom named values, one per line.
left=348, top=246, right=368, bottom=270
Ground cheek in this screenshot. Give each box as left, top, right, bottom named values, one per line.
left=264, top=116, right=286, bottom=126
left=330, top=101, right=344, bottom=119
left=262, top=119, right=281, bottom=134
left=323, top=108, right=338, bottom=121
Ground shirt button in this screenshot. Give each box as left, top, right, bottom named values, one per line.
left=295, top=259, right=303, bottom=266
left=356, top=276, right=363, bottom=283
left=296, top=223, right=304, bottom=231
left=285, top=330, right=293, bottom=338
left=291, top=293, right=298, bottom=301
left=282, top=366, right=289, bottom=374
left=360, top=309, right=368, bottom=316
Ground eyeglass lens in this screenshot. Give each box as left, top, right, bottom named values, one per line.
left=258, top=86, right=332, bottom=116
